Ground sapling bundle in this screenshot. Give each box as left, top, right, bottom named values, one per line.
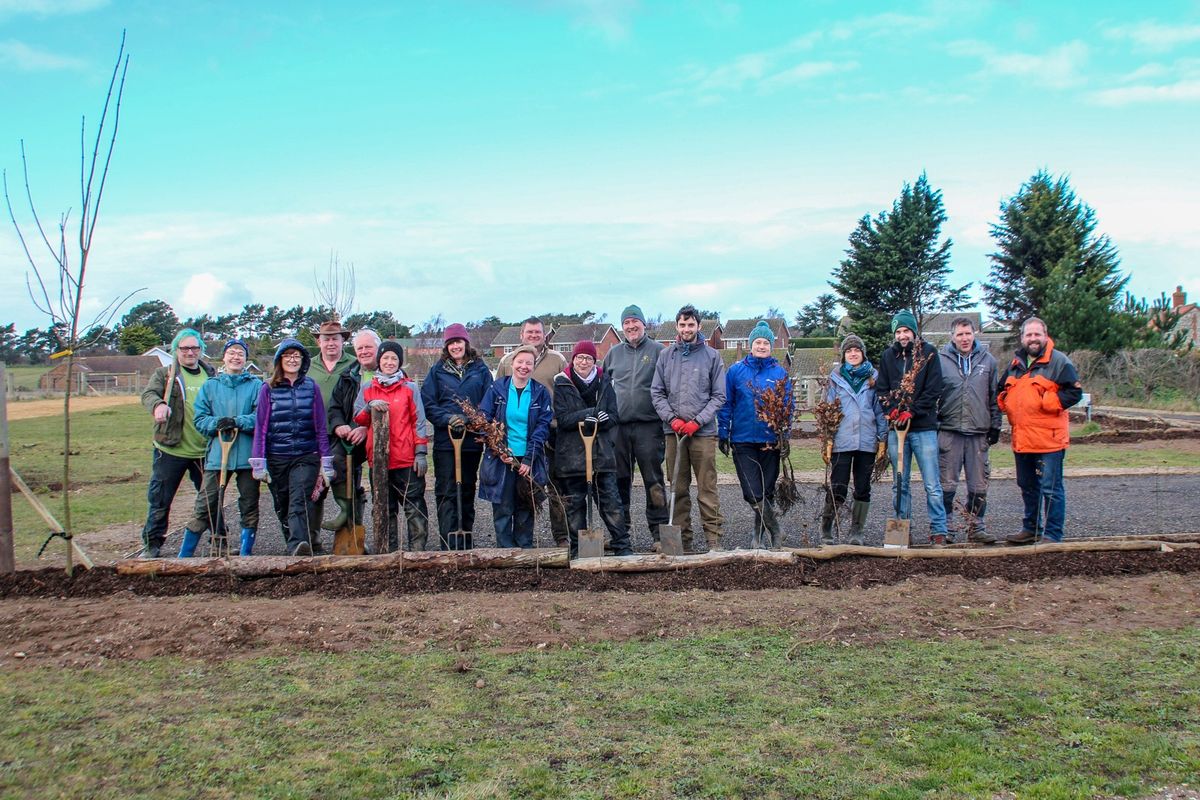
left=455, top=398, right=514, bottom=464
left=751, top=378, right=801, bottom=515
left=873, top=345, right=932, bottom=483
left=811, top=376, right=844, bottom=458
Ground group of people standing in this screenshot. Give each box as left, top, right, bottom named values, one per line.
left=136, top=303, right=1080, bottom=559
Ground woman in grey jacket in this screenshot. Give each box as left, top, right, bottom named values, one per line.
left=821, top=335, right=887, bottom=545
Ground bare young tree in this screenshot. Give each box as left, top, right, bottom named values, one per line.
left=3, top=32, right=137, bottom=570
left=314, top=251, right=356, bottom=323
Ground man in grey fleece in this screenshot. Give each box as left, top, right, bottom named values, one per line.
left=651, top=304, right=727, bottom=551
left=937, top=316, right=1002, bottom=544
left=602, top=304, right=668, bottom=549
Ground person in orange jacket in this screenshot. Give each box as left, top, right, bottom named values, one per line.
left=996, top=317, right=1082, bottom=544
left=354, top=341, right=431, bottom=552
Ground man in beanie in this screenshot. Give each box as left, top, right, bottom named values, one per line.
left=874, top=310, right=949, bottom=545
left=183, top=337, right=263, bottom=556
left=651, top=304, right=727, bottom=551
left=138, top=327, right=217, bottom=557
left=998, top=317, right=1081, bottom=544
left=937, top=316, right=1002, bottom=544
left=602, top=303, right=668, bottom=549
left=307, top=318, right=356, bottom=552
left=496, top=317, right=570, bottom=546
left=553, top=340, right=634, bottom=557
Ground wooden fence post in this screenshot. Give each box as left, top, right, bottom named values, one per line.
left=371, top=404, right=390, bottom=554
left=0, top=362, right=14, bottom=574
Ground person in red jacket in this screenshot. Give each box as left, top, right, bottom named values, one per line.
left=997, top=317, right=1082, bottom=544
left=353, top=341, right=431, bottom=552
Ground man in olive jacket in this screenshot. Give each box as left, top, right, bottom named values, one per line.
left=138, top=328, right=216, bottom=558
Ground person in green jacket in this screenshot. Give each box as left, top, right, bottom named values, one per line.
left=178, top=338, right=263, bottom=556
left=138, top=328, right=215, bottom=558
left=305, top=318, right=356, bottom=553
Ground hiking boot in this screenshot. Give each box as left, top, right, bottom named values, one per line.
left=967, top=529, right=998, bottom=545
left=1007, top=530, right=1036, bottom=545
left=289, top=541, right=313, bottom=557
left=310, top=538, right=326, bottom=556
left=929, top=534, right=948, bottom=547
left=141, top=543, right=161, bottom=559
left=651, top=541, right=662, bottom=554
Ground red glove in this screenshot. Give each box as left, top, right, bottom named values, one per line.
left=887, top=409, right=912, bottom=426
left=670, top=418, right=687, bottom=434
left=681, top=420, right=701, bottom=437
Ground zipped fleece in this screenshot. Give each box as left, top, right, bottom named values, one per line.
left=937, top=341, right=1002, bottom=436
left=997, top=338, right=1082, bottom=454
left=602, top=335, right=664, bottom=423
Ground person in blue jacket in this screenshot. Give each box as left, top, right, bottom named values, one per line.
left=421, top=323, right=494, bottom=550
left=821, top=334, right=888, bottom=546
left=180, top=338, right=263, bottom=556
left=717, top=321, right=793, bottom=549
left=477, top=345, right=553, bottom=548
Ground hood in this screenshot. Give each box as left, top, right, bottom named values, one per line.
left=740, top=354, right=779, bottom=371
left=1013, top=337, right=1055, bottom=367
left=273, top=337, right=311, bottom=378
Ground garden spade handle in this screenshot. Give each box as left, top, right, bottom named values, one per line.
left=579, top=420, right=598, bottom=529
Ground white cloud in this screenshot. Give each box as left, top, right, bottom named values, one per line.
left=552, top=0, right=639, bottom=45
left=175, top=273, right=251, bottom=318
left=1103, top=20, right=1200, bottom=52
left=759, top=60, right=855, bottom=92
left=0, top=39, right=86, bottom=71
left=947, top=39, right=1088, bottom=89
left=1088, top=79, right=1200, bottom=106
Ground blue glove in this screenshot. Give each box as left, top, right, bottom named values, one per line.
left=249, top=458, right=270, bottom=482
left=320, top=456, right=336, bottom=482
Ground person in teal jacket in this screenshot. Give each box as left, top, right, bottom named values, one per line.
left=180, top=338, right=263, bottom=556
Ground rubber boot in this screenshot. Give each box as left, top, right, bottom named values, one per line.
left=762, top=500, right=782, bottom=549
left=965, top=493, right=997, bottom=544
left=322, top=493, right=350, bottom=532
left=849, top=500, right=870, bottom=546
left=819, top=496, right=836, bottom=545
left=407, top=512, right=428, bottom=552
left=749, top=503, right=766, bottom=549
left=239, top=527, right=256, bottom=556
left=942, top=489, right=956, bottom=539
left=177, top=528, right=202, bottom=558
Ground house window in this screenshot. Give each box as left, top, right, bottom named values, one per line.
left=556, top=343, right=573, bottom=353
left=504, top=346, right=515, bottom=355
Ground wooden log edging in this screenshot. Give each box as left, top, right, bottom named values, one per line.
left=787, top=539, right=1200, bottom=560
left=569, top=549, right=796, bottom=573
left=115, top=547, right=569, bottom=578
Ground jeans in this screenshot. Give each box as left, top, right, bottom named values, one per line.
left=1014, top=449, right=1066, bottom=541
left=141, top=448, right=205, bottom=549
left=888, top=428, right=947, bottom=533
left=492, top=468, right=535, bottom=548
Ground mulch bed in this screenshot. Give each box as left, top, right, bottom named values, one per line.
left=3, top=549, right=1199, bottom=600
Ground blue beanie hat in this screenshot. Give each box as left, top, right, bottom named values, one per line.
left=749, top=320, right=775, bottom=345
left=223, top=337, right=249, bottom=355
left=891, top=310, right=918, bottom=334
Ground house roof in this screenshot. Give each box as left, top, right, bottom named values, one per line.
left=52, top=355, right=163, bottom=375
left=789, top=349, right=839, bottom=377
left=921, top=311, right=982, bottom=333
left=467, top=324, right=504, bottom=349
left=550, top=323, right=615, bottom=344
left=490, top=325, right=538, bottom=347
left=722, top=318, right=793, bottom=341
left=652, top=319, right=722, bottom=340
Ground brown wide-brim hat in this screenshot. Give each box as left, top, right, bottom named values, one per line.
left=316, top=320, right=352, bottom=340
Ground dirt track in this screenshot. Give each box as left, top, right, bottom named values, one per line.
left=5, top=394, right=137, bottom=420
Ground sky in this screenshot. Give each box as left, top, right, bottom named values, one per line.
left=1, top=0, right=1198, bottom=333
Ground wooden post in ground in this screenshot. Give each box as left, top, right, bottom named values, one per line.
left=371, top=404, right=390, bottom=555
left=0, top=362, right=14, bottom=575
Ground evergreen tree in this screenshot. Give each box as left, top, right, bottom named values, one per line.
left=120, top=300, right=179, bottom=344
left=119, top=324, right=159, bottom=355
left=794, top=294, right=840, bottom=337
left=984, top=170, right=1128, bottom=352
left=829, top=174, right=971, bottom=358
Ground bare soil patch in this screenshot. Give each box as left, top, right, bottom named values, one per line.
left=5, top=394, right=137, bottom=421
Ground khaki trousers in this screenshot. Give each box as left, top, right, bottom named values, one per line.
left=665, top=435, right=723, bottom=548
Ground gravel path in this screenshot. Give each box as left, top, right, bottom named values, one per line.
left=224, top=473, right=1199, bottom=555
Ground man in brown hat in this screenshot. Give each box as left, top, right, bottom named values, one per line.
left=307, top=318, right=355, bottom=551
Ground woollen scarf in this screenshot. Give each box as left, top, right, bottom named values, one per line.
left=841, top=360, right=874, bottom=393
left=375, top=370, right=403, bottom=388
left=677, top=329, right=707, bottom=356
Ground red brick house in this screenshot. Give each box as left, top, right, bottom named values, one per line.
left=548, top=323, right=621, bottom=360
left=651, top=319, right=724, bottom=349
left=721, top=318, right=793, bottom=352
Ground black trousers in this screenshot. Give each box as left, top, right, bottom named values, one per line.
left=560, top=472, right=632, bottom=555
left=612, top=421, right=669, bottom=530
left=731, top=442, right=780, bottom=504
left=829, top=450, right=874, bottom=504
left=141, top=448, right=205, bottom=549
left=268, top=453, right=319, bottom=550
left=432, top=448, right=482, bottom=542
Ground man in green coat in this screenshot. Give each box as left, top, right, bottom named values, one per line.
left=306, top=318, right=356, bottom=553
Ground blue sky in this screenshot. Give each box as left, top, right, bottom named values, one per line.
left=2, top=0, right=1198, bottom=332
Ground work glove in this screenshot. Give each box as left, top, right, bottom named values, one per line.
left=718, top=438, right=731, bottom=457
left=320, top=456, right=337, bottom=482
left=680, top=420, right=701, bottom=437
left=449, top=414, right=467, bottom=430
left=822, top=441, right=832, bottom=465
left=595, top=410, right=610, bottom=425
left=249, top=457, right=270, bottom=482
left=369, top=399, right=390, bottom=412
left=986, top=427, right=1001, bottom=446
left=216, top=417, right=237, bottom=432
left=780, top=438, right=791, bottom=457
left=584, top=415, right=599, bottom=426
left=670, top=418, right=687, bottom=435
left=413, top=453, right=428, bottom=478
left=887, top=409, right=912, bottom=427
left=875, top=441, right=887, bottom=462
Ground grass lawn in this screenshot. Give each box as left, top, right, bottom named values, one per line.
left=1, top=627, right=1196, bottom=798
left=4, top=364, right=49, bottom=392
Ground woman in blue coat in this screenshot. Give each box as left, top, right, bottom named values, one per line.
left=421, top=323, right=494, bottom=549
left=181, top=337, right=263, bottom=556
left=717, top=321, right=793, bottom=549
left=821, top=334, right=887, bottom=545
left=477, top=345, right=553, bottom=548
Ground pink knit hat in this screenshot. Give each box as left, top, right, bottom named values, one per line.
left=571, top=340, right=598, bottom=360
left=443, top=323, right=470, bottom=344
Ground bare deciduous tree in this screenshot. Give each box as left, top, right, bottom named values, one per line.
left=3, top=32, right=138, bottom=570
left=314, top=251, right=356, bottom=323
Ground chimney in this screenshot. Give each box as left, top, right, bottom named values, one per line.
left=1173, top=286, right=1187, bottom=310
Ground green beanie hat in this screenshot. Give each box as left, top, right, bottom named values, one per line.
left=620, top=304, right=646, bottom=325
left=891, top=310, right=918, bottom=334
left=749, top=319, right=775, bottom=345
